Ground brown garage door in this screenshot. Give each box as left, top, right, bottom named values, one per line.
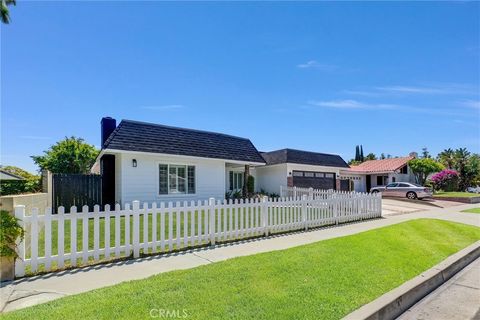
left=292, top=171, right=336, bottom=190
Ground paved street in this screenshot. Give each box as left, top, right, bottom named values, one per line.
left=397, top=257, right=480, bottom=320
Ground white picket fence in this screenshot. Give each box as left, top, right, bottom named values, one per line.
left=280, top=186, right=363, bottom=200
left=14, top=192, right=382, bottom=277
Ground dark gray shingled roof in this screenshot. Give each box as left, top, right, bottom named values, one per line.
left=103, top=120, right=266, bottom=164
left=261, top=149, right=349, bottom=168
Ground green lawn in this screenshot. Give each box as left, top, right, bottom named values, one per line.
left=434, top=191, right=480, bottom=198
left=27, top=209, right=263, bottom=273
left=461, top=207, right=480, bottom=214
left=5, top=219, right=479, bottom=320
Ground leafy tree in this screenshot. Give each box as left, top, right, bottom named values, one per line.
left=355, top=145, right=360, bottom=162
left=1, top=0, right=15, bottom=24
left=31, top=137, right=99, bottom=174
left=380, top=153, right=386, bottom=160
left=437, top=148, right=455, bottom=169
left=365, top=153, right=376, bottom=161
left=348, top=159, right=362, bottom=166
left=360, top=145, right=364, bottom=162
left=452, top=148, right=478, bottom=190
left=408, top=158, right=444, bottom=185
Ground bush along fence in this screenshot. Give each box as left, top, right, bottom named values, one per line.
left=14, top=191, right=382, bottom=277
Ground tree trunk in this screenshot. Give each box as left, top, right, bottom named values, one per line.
left=242, top=165, right=250, bottom=198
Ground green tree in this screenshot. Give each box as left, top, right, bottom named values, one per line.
left=31, top=137, right=99, bottom=174
left=421, top=147, right=431, bottom=159
left=438, top=148, right=455, bottom=169
left=365, top=153, right=376, bottom=161
left=380, top=153, right=386, bottom=160
left=360, top=145, right=364, bottom=162
left=355, top=145, right=360, bottom=162
left=453, top=148, right=476, bottom=190
left=408, top=158, right=444, bottom=185
left=1, top=0, right=15, bottom=24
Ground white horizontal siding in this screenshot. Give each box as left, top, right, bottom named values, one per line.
left=118, top=153, right=225, bottom=205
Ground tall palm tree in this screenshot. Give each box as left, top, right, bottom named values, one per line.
left=1, top=0, right=16, bottom=24
left=438, top=148, right=455, bottom=169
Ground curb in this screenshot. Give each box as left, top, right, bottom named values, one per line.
left=343, top=240, right=480, bottom=320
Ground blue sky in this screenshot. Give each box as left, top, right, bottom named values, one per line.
left=2, top=2, right=479, bottom=173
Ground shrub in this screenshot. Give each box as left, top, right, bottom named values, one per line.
left=247, top=175, right=255, bottom=195
left=0, top=210, right=25, bottom=258
left=430, top=169, right=459, bottom=192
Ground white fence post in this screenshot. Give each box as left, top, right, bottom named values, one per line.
left=293, top=186, right=297, bottom=199
left=209, top=198, right=216, bottom=245
left=261, top=196, right=269, bottom=236
left=308, top=187, right=313, bottom=200
left=14, top=205, right=26, bottom=277
left=132, top=200, right=140, bottom=258
left=334, top=199, right=338, bottom=225
left=302, top=195, right=308, bottom=230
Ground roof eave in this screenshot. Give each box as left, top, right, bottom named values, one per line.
left=103, top=148, right=266, bottom=166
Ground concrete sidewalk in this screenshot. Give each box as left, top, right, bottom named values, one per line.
left=1, top=203, right=479, bottom=313
left=397, top=257, right=480, bottom=320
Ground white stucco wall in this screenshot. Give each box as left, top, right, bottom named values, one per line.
left=255, top=164, right=288, bottom=195
left=114, top=152, right=226, bottom=206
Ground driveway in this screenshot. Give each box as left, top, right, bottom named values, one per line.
left=381, top=198, right=438, bottom=215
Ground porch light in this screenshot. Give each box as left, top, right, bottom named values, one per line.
left=132, top=159, right=137, bottom=167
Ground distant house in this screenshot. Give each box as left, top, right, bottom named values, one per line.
left=340, top=156, right=416, bottom=192
left=0, top=169, right=24, bottom=181
left=256, top=149, right=350, bottom=195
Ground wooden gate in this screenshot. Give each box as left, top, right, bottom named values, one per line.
left=52, top=174, right=102, bottom=213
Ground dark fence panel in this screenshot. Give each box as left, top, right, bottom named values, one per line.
left=340, top=179, right=351, bottom=191
left=52, top=174, right=102, bottom=213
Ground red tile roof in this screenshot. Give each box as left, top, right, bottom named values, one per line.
left=348, top=156, right=414, bottom=173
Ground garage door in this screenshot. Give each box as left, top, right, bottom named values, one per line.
left=292, top=171, right=336, bottom=190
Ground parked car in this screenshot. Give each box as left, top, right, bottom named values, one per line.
left=466, top=186, right=480, bottom=193
left=370, top=182, right=432, bottom=200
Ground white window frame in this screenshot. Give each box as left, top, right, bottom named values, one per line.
left=229, top=171, right=244, bottom=191
left=159, top=163, right=196, bottom=196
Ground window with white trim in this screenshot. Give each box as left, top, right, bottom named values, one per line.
left=229, top=171, right=244, bottom=191
left=159, top=164, right=195, bottom=195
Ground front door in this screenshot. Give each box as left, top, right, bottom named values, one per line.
left=366, top=175, right=371, bottom=192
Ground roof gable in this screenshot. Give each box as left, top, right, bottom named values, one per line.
left=103, top=120, right=265, bottom=164
left=261, top=149, right=349, bottom=168
left=349, top=156, right=414, bottom=173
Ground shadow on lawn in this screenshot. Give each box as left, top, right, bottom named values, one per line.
left=12, top=216, right=385, bottom=284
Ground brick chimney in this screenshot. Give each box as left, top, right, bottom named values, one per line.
left=101, top=117, right=116, bottom=148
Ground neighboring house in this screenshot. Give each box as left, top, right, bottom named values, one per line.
left=94, top=118, right=266, bottom=206
left=340, top=156, right=416, bottom=192
left=0, top=169, right=24, bottom=181
left=256, top=149, right=351, bottom=195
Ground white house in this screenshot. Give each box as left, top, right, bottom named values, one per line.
left=256, top=149, right=351, bottom=195
left=93, top=117, right=355, bottom=206
left=94, top=118, right=266, bottom=206
left=340, top=156, right=416, bottom=192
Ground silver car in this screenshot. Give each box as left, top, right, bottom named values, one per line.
left=370, top=182, right=433, bottom=200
